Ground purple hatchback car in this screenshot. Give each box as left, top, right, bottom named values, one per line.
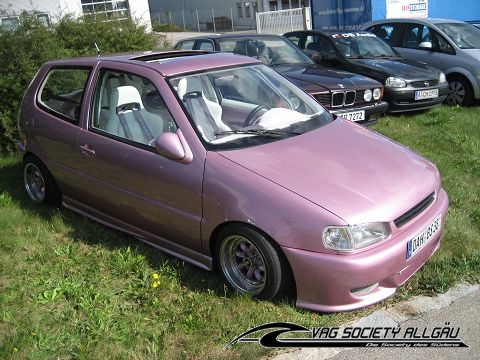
left=18, top=51, right=448, bottom=312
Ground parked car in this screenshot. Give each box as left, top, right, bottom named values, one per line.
left=284, top=30, right=449, bottom=113
left=18, top=50, right=448, bottom=312
left=466, top=20, right=480, bottom=29
left=174, top=34, right=388, bottom=125
left=361, top=18, right=480, bottom=106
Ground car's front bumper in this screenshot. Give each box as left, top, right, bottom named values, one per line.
left=385, top=84, right=449, bottom=113
left=282, top=188, right=449, bottom=313
left=331, top=100, right=389, bottom=126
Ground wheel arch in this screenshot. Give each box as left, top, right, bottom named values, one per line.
left=208, top=220, right=297, bottom=298
left=444, top=69, right=477, bottom=100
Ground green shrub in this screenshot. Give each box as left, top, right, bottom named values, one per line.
left=0, top=10, right=160, bottom=154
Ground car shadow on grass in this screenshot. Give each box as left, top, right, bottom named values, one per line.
left=0, top=157, right=296, bottom=307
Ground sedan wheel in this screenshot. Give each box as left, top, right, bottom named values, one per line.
left=23, top=156, right=60, bottom=205
left=217, top=225, right=286, bottom=300
left=446, top=75, right=473, bottom=106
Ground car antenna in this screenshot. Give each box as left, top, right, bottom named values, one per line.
left=94, top=42, right=101, bottom=57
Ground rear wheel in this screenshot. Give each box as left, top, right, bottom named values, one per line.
left=446, top=75, right=473, bottom=106
left=217, top=225, right=287, bottom=300
left=23, top=155, right=60, bottom=205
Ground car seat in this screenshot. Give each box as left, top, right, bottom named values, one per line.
left=107, top=85, right=164, bottom=145
left=177, top=77, right=230, bottom=140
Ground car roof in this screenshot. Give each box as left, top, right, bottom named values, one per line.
left=178, top=33, right=286, bottom=40
left=40, top=50, right=261, bottom=77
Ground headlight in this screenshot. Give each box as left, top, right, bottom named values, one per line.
left=323, top=222, right=391, bottom=251
left=363, top=89, right=372, bottom=101
left=439, top=72, right=446, bottom=83
left=373, top=88, right=382, bottom=100
left=385, top=77, right=406, bottom=88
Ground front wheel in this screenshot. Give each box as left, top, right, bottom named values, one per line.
left=446, top=75, right=473, bottom=106
left=23, top=155, right=60, bottom=205
left=217, top=225, right=287, bottom=300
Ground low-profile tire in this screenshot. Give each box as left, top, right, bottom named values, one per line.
left=446, top=75, right=473, bottom=106
left=216, top=224, right=287, bottom=300
left=23, top=155, right=61, bottom=205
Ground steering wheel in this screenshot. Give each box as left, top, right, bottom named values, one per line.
left=243, top=105, right=270, bottom=127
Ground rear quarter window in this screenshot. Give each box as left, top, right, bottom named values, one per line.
left=38, top=68, right=91, bottom=123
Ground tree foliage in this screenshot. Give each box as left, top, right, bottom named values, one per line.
left=0, top=10, right=160, bottom=154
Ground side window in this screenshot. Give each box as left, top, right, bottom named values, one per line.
left=176, top=40, right=195, bottom=50
left=404, top=24, right=430, bottom=49
left=436, top=32, right=455, bottom=54
left=428, top=29, right=455, bottom=54
left=91, top=70, right=177, bottom=146
left=38, top=68, right=90, bottom=123
left=286, top=35, right=302, bottom=47
left=197, top=40, right=214, bottom=50
left=373, top=25, right=394, bottom=44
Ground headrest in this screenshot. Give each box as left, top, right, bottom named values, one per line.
left=112, top=85, right=144, bottom=112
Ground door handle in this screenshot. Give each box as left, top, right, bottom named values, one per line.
left=79, top=144, right=96, bottom=157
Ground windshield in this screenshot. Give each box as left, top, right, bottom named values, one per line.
left=330, top=32, right=398, bottom=59
left=436, top=22, right=480, bottom=49
left=169, top=64, right=331, bottom=150
left=217, top=37, right=313, bottom=66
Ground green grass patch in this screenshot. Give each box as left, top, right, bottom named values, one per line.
left=0, top=105, right=479, bottom=358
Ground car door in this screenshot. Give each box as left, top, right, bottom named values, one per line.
left=396, top=23, right=456, bottom=73
left=75, top=63, right=206, bottom=253
left=33, top=66, right=91, bottom=197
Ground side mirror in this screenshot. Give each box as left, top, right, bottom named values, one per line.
left=419, top=41, right=433, bottom=50
left=155, top=129, right=193, bottom=164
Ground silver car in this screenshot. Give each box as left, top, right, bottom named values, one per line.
left=362, top=18, right=480, bottom=106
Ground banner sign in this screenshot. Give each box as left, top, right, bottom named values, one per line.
left=311, top=0, right=372, bottom=30
left=386, top=0, right=429, bottom=18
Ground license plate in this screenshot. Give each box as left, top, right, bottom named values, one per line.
left=341, top=110, right=365, bottom=122
left=407, top=215, right=441, bottom=259
left=415, top=88, right=439, bottom=100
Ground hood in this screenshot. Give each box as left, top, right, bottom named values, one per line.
left=275, top=63, right=381, bottom=92
left=461, top=48, right=480, bottom=61
left=349, top=57, right=441, bottom=80
left=219, top=119, right=439, bottom=225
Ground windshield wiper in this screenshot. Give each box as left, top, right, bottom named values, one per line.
left=215, top=129, right=299, bottom=138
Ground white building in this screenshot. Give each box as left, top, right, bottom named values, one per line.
left=0, top=0, right=152, bottom=31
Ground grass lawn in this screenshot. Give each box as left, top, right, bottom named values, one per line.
left=0, top=105, right=479, bottom=359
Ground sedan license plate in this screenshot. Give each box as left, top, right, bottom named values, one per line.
left=341, top=110, right=365, bottom=122
left=415, top=88, right=439, bottom=100
left=407, top=215, right=441, bottom=259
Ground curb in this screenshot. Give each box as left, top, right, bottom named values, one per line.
left=270, top=283, right=479, bottom=360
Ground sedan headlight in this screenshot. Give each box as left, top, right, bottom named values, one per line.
left=439, top=72, right=446, bottom=83
left=385, top=77, right=406, bottom=88
left=363, top=89, right=372, bottom=101
left=323, top=222, right=391, bottom=251
left=373, top=88, right=382, bottom=100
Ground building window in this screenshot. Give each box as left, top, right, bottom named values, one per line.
left=81, top=0, right=130, bottom=20
left=269, top=1, right=278, bottom=11
left=237, top=2, right=243, bottom=18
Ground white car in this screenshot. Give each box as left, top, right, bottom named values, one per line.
left=362, top=18, right=480, bottom=106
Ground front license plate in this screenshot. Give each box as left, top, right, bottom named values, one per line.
left=407, top=215, right=441, bottom=259
left=341, top=110, right=365, bottom=122
left=415, top=88, right=439, bottom=100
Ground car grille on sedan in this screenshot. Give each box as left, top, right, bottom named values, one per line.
left=314, top=90, right=362, bottom=109
left=394, top=192, right=435, bottom=228
left=410, top=79, right=439, bottom=88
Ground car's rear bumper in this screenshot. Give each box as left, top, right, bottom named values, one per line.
left=331, top=100, right=389, bottom=126
left=282, top=188, right=449, bottom=313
